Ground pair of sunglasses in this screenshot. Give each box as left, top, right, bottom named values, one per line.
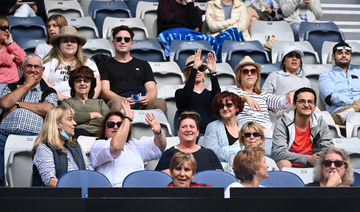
left=0, top=25, right=9, bottom=31
left=74, top=78, right=91, bottom=83
left=242, top=69, right=257, bottom=75
left=242, top=132, right=262, bottom=138
left=219, top=103, right=234, bottom=109
left=115, top=36, right=131, bottom=43
left=322, top=160, right=345, bottom=167
left=106, top=121, right=122, bottom=128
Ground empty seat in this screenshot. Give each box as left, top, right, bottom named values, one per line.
left=136, top=1, right=159, bottom=39
left=315, top=111, right=344, bottom=139
left=281, top=167, right=314, bottom=185
left=45, top=1, right=84, bottom=19
left=88, top=1, right=131, bottom=38
left=149, top=61, right=184, bottom=84
left=131, top=39, right=166, bottom=62
left=222, top=40, right=270, bottom=69
left=271, top=41, right=320, bottom=64
left=7, top=16, right=46, bottom=42
left=126, top=0, right=158, bottom=17
left=102, top=17, right=149, bottom=40
left=345, top=111, right=360, bottom=138
left=205, top=63, right=236, bottom=88
left=251, top=20, right=295, bottom=45
left=333, top=137, right=360, bottom=156
left=82, top=38, right=114, bottom=58
left=193, top=170, right=238, bottom=189
left=122, top=170, right=172, bottom=187
left=66, top=17, right=99, bottom=39
left=17, top=38, right=46, bottom=55
left=260, top=171, right=305, bottom=187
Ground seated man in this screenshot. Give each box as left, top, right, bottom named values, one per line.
left=0, top=54, right=58, bottom=185
left=99, top=25, right=167, bottom=116
left=319, top=42, right=360, bottom=125
left=271, top=87, right=333, bottom=170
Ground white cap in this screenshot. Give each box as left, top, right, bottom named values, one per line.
left=281, top=46, right=304, bottom=61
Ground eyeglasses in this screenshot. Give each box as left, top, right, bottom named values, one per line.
left=74, top=78, right=91, bottom=83
left=24, top=64, right=42, bottom=70
left=0, top=25, right=9, bottom=31
left=322, top=160, right=345, bottom=167
left=219, top=103, right=234, bottom=109
left=106, top=121, right=122, bottom=128
left=296, top=99, right=315, bottom=105
left=242, top=69, right=257, bottom=75
left=115, top=36, right=131, bottom=43
left=243, top=132, right=262, bottom=138
left=198, top=66, right=207, bottom=72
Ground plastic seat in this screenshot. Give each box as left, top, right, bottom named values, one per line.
left=136, top=1, right=159, bottom=39
left=132, top=109, right=173, bottom=139
left=299, top=22, right=345, bottom=63
left=322, top=41, right=360, bottom=65
left=17, top=38, right=46, bottom=55
left=102, top=17, right=149, bottom=40
left=353, top=172, right=360, bottom=186
left=149, top=61, right=184, bottom=84
left=345, top=111, right=360, bottom=138
left=259, top=171, right=305, bottom=187
left=205, top=63, right=236, bottom=88
left=77, top=135, right=97, bottom=160
left=131, top=39, right=166, bottom=62
left=192, top=170, right=238, bottom=190
left=333, top=137, right=360, bottom=155
left=57, top=170, right=112, bottom=198
left=314, top=111, right=344, bottom=139
left=221, top=40, right=270, bottom=70
left=271, top=41, right=320, bottom=64
left=251, top=20, right=294, bottom=45
left=169, top=40, right=216, bottom=70
left=45, top=1, right=84, bottom=18
left=259, top=63, right=281, bottom=88
left=66, top=17, right=99, bottom=39
left=122, top=170, right=172, bottom=187
left=82, top=38, right=114, bottom=58
left=194, top=2, right=207, bottom=11
left=4, top=135, right=37, bottom=187
left=281, top=167, right=314, bottom=185
left=89, top=1, right=131, bottom=38
left=126, top=0, right=158, bottom=17
left=7, top=16, right=46, bottom=42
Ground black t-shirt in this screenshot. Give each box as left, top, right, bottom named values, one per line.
left=155, top=146, right=223, bottom=172
left=99, top=57, right=155, bottom=96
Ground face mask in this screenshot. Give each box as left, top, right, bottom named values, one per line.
left=60, top=129, right=71, bottom=141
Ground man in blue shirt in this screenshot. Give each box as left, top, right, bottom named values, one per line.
left=319, top=42, right=360, bottom=125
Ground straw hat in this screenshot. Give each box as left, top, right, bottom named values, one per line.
left=50, top=26, right=87, bottom=46
left=182, top=54, right=207, bottom=72
left=234, top=56, right=261, bottom=75
left=281, top=46, right=304, bottom=61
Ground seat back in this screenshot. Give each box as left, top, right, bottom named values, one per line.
left=272, top=41, right=320, bottom=64
left=83, top=38, right=114, bottom=58
left=345, top=111, right=360, bottom=138
left=66, top=17, right=99, bottom=39
left=103, top=17, right=148, bottom=40
left=251, top=20, right=294, bottom=45
left=122, top=170, right=172, bottom=187
left=322, top=41, right=360, bottom=65
left=131, top=39, right=166, bottom=62
left=4, top=135, right=37, bottom=186
left=260, top=63, right=281, bottom=88
left=57, top=170, right=112, bottom=198
left=281, top=167, right=314, bottom=185
left=193, top=170, right=238, bottom=190
left=45, top=0, right=84, bottom=18
left=353, top=172, right=360, bottom=186
left=205, top=63, right=236, bottom=87
left=314, top=111, right=343, bottom=138
left=77, top=136, right=97, bottom=160
left=17, top=38, right=46, bottom=55
left=136, top=1, right=159, bottom=39
left=89, top=1, right=131, bottom=38
left=7, top=16, right=46, bottom=42
left=149, top=62, right=184, bottom=84
left=333, top=137, right=360, bottom=156
left=260, top=171, right=305, bottom=187
left=126, top=0, right=158, bottom=17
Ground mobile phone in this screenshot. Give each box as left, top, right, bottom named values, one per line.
left=131, top=93, right=141, bottom=102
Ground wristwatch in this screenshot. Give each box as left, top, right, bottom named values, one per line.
left=154, top=129, right=162, bottom=135
left=16, top=102, right=20, bottom=108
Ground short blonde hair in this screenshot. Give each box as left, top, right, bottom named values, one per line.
left=169, top=152, right=197, bottom=175
left=239, top=122, right=264, bottom=149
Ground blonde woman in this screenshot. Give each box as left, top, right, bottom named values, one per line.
left=43, top=26, right=101, bottom=100
left=32, top=106, right=92, bottom=187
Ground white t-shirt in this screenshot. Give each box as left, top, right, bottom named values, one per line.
left=34, top=43, right=52, bottom=59
left=224, top=181, right=243, bottom=198
left=43, top=58, right=100, bottom=97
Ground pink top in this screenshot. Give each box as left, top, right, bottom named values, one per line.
left=0, top=42, right=26, bottom=83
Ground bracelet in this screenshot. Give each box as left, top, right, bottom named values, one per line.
left=154, top=129, right=162, bottom=135
left=124, top=116, right=133, bottom=122
left=211, top=71, right=217, bottom=76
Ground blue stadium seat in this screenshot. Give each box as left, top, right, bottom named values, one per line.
left=193, top=170, right=238, bottom=190
left=7, top=16, right=46, bottom=42
left=131, top=39, right=166, bottom=62
left=16, top=38, right=46, bottom=55
left=222, top=40, right=270, bottom=70
left=126, top=0, right=159, bottom=18
left=88, top=1, right=131, bottom=38
left=122, top=170, right=172, bottom=187
left=260, top=63, right=281, bottom=88
left=260, top=171, right=305, bottom=187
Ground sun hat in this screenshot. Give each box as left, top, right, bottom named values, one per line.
left=50, top=26, right=87, bottom=46
left=234, top=56, right=261, bottom=75
left=182, top=54, right=207, bottom=72
left=281, top=46, right=304, bottom=61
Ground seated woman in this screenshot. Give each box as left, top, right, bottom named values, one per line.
left=32, top=106, right=93, bottom=187
left=262, top=46, right=310, bottom=118
left=306, top=147, right=354, bottom=187
left=90, top=100, right=166, bottom=187
left=246, top=0, right=282, bottom=32
left=43, top=26, right=101, bottom=100
left=168, top=152, right=212, bottom=187
left=35, top=14, right=68, bottom=59
left=204, top=91, right=244, bottom=163
left=224, top=147, right=268, bottom=198
left=61, top=66, right=110, bottom=138
left=175, top=49, right=220, bottom=134
left=227, top=55, right=294, bottom=129
left=155, top=111, right=223, bottom=175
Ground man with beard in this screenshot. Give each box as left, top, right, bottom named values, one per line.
left=319, top=42, right=360, bottom=125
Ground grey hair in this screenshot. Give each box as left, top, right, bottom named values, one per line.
left=22, top=53, right=43, bottom=66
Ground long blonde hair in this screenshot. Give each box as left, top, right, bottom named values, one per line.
left=33, top=106, right=75, bottom=154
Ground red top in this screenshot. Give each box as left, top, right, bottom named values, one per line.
left=167, top=181, right=212, bottom=187
left=290, top=123, right=314, bottom=167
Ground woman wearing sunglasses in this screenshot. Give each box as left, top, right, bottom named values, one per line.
left=227, top=56, right=294, bottom=129
left=61, top=66, right=109, bottom=138
left=0, top=16, right=26, bottom=83
left=203, top=91, right=244, bottom=163
left=43, top=26, right=101, bottom=101
left=175, top=48, right=220, bottom=134
left=307, top=147, right=354, bottom=187
left=90, top=100, right=166, bottom=187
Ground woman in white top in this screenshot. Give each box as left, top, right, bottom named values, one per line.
left=35, top=14, right=68, bottom=59
left=43, top=26, right=101, bottom=100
